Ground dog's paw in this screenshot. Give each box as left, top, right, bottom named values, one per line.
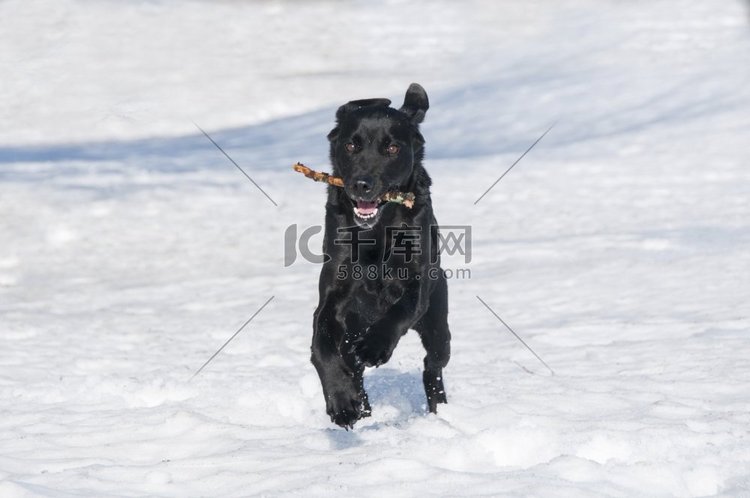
left=327, top=392, right=366, bottom=430
left=424, top=371, right=448, bottom=414
left=349, top=329, right=395, bottom=368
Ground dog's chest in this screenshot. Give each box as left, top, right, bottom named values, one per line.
left=347, top=277, right=404, bottom=325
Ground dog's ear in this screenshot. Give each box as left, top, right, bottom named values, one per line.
left=329, top=98, right=391, bottom=142
left=399, top=83, right=429, bottom=124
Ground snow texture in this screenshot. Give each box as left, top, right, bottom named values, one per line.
left=1, top=0, right=749, bottom=496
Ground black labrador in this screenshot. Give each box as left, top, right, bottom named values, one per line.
left=311, top=83, right=451, bottom=429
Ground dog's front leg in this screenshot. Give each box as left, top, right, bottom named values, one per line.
left=311, top=284, right=367, bottom=429
left=350, top=278, right=429, bottom=368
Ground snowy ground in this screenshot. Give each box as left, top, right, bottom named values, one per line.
left=1, top=0, right=750, bottom=496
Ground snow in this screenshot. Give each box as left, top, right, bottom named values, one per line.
left=1, top=0, right=750, bottom=496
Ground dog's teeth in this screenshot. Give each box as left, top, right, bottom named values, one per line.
left=354, top=207, right=378, bottom=220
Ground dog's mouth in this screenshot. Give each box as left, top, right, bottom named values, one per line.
left=353, top=199, right=382, bottom=221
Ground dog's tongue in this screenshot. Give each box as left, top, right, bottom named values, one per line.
left=356, top=200, right=378, bottom=215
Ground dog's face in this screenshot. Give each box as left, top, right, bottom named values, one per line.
left=328, top=84, right=429, bottom=228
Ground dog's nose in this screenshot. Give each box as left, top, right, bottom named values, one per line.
left=352, top=176, right=374, bottom=198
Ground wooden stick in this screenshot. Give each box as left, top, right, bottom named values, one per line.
left=293, top=162, right=415, bottom=209
left=381, top=191, right=415, bottom=209
left=293, top=162, right=343, bottom=187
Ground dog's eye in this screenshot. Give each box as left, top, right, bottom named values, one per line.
left=344, top=143, right=357, bottom=153
left=386, top=144, right=400, bottom=155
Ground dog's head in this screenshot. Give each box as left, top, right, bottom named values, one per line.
left=327, top=83, right=429, bottom=228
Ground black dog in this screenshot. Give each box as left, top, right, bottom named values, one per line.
left=310, top=83, right=451, bottom=429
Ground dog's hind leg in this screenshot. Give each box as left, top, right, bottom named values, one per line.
left=415, top=271, right=451, bottom=413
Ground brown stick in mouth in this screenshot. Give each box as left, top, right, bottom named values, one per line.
left=293, top=162, right=415, bottom=209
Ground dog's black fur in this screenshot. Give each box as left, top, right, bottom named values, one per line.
left=310, top=84, right=451, bottom=429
